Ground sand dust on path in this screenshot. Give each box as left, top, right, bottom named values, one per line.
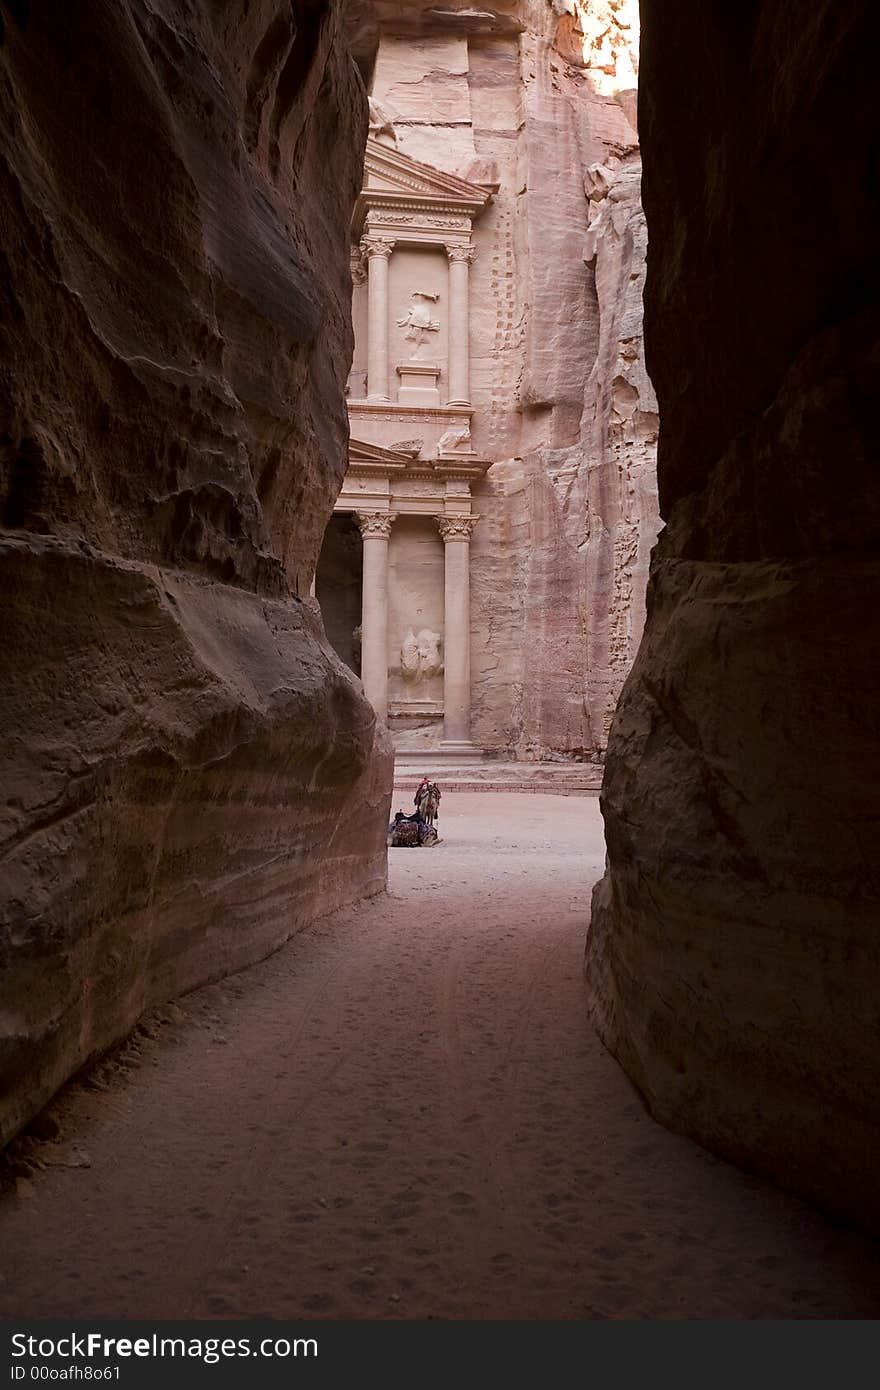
left=1, top=792, right=878, bottom=1319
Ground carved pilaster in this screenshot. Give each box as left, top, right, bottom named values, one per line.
left=435, top=514, right=476, bottom=748
left=361, top=238, right=394, bottom=402
left=445, top=245, right=475, bottom=406
left=356, top=512, right=393, bottom=720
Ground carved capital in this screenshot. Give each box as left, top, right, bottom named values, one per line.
left=435, top=515, right=477, bottom=543
left=350, top=247, right=367, bottom=285
left=445, top=244, right=477, bottom=266
left=360, top=235, right=395, bottom=261
left=356, top=511, right=394, bottom=539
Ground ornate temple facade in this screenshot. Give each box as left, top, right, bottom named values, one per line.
left=318, top=140, right=493, bottom=751
left=316, top=6, right=659, bottom=758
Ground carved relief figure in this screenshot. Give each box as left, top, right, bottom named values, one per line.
left=400, top=628, right=444, bottom=684
left=436, top=423, right=472, bottom=454
left=368, top=96, right=399, bottom=147
left=397, top=292, right=440, bottom=359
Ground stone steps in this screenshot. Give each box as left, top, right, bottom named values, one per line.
left=393, top=760, right=603, bottom=795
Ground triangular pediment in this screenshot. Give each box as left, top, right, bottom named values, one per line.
left=348, top=437, right=415, bottom=468
left=360, top=138, right=492, bottom=211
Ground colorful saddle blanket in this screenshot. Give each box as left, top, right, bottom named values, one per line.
left=387, top=812, right=439, bottom=848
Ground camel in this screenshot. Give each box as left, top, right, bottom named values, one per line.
left=414, top=778, right=441, bottom=827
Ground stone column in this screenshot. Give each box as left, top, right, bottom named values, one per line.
left=436, top=515, right=477, bottom=749
left=356, top=511, right=393, bottom=720
left=445, top=245, right=476, bottom=407
left=361, top=236, right=394, bottom=403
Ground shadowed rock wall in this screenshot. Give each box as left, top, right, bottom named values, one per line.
left=588, top=0, right=880, bottom=1227
left=0, top=0, right=392, bottom=1146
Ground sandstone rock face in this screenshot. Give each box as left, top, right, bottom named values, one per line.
left=0, top=1, right=392, bottom=1147
left=474, top=0, right=658, bottom=758
left=364, top=0, right=658, bottom=758
left=588, top=0, right=880, bottom=1227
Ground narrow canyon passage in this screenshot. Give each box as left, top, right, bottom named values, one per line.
left=1, top=794, right=877, bottom=1320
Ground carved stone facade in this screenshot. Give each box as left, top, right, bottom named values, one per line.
left=314, top=135, right=491, bottom=749
left=317, top=1, right=658, bottom=758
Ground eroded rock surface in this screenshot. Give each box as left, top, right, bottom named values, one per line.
left=588, top=0, right=880, bottom=1227
left=0, top=1, right=391, bottom=1147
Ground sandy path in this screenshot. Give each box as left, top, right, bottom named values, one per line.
left=1, top=793, right=878, bottom=1319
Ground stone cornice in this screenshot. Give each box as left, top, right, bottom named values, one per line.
left=365, top=196, right=477, bottom=218
left=347, top=461, right=487, bottom=482
left=347, top=462, right=486, bottom=482
left=348, top=400, right=472, bottom=418
left=345, top=438, right=488, bottom=484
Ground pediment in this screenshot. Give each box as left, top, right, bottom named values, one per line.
left=346, top=433, right=489, bottom=483
left=358, top=139, right=492, bottom=214
left=348, top=437, right=414, bottom=468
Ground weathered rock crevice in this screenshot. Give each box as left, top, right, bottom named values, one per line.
left=0, top=0, right=392, bottom=1147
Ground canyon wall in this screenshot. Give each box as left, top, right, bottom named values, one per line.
left=367, top=0, right=658, bottom=758
left=588, top=0, right=880, bottom=1227
left=0, top=0, right=391, bottom=1147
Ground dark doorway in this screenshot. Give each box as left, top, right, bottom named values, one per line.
left=316, top=513, right=363, bottom=676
